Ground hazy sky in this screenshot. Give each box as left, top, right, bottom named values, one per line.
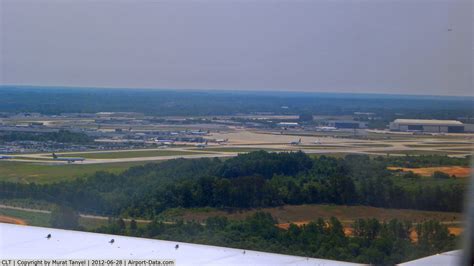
left=1, top=0, right=472, bottom=96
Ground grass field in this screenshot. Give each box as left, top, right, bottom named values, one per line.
left=370, top=150, right=463, bottom=156
left=203, top=147, right=285, bottom=153
left=309, top=152, right=388, bottom=159
left=0, top=207, right=109, bottom=229
left=439, top=148, right=474, bottom=152
left=308, top=153, right=362, bottom=159
left=0, top=161, right=149, bottom=183
left=352, top=143, right=393, bottom=147
left=11, top=156, right=55, bottom=161
left=298, top=145, right=347, bottom=149
left=158, top=204, right=463, bottom=225
left=423, top=141, right=473, bottom=145
left=59, top=150, right=204, bottom=159
left=405, top=144, right=472, bottom=148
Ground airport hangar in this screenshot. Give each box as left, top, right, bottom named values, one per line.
left=389, top=119, right=465, bottom=133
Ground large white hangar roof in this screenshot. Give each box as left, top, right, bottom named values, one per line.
left=0, top=223, right=361, bottom=266
left=392, top=119, right=463, bottom=125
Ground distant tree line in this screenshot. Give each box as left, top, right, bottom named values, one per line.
left=0, top=152, right=466, bottom=217
left=95, top=212, right=457, bottom=265
left=1, top=87, right=473, bottom=119
left=0, top=130, right=93, bottom=144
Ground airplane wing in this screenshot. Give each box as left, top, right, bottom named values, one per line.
left=399, top=250, right=461, bottom=266
left=0, top=223, right=361, bottom=266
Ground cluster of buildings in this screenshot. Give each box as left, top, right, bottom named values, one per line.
left=389, top=119, right=474, bottom=133
left=274, top=117, right=474, bottom=134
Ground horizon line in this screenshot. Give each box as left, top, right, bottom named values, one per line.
left=1, top=84, right=473, bottom=99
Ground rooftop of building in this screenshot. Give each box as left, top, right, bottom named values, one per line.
left=392, top=119, right=463, bottom=125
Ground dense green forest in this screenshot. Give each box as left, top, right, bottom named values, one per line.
left=0, top=152, right=467, bottom=217
left=88, top=212, right=456, bottom=265
left=1, top=86, right=473, bottom=119
left=0, top=130, right=93, bottom=144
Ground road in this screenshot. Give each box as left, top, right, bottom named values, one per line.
left=0, top=204, right=152, bottom=223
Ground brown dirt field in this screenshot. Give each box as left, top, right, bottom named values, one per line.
left=448, top=227, right=463, bottom=236
left=177, top=204, right=463, bottom=224
left=276, top=222, right=355, bottom=238
left=277, top=221, right=461, bottom=242
left=388, top=166, right=471, bottom=177
left=409, top=227, right=462, bottom=242
left=0, top=215, right=27, bottom=225
left=276, top=221, right=310, bottom=230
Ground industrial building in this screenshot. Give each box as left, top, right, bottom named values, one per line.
left=389, top=119, right=465, bottom=133
left=328, top=120, right=367, bottom=129
left=277, top=122, right=299, bottom=128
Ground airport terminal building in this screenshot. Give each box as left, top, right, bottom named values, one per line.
left=389, top=119, right=465, bottom=133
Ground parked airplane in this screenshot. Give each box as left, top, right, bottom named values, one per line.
left=315, top=126, right=337, bottom=132
left=155, top=139, right=175, bottom=146
left=0, top=155, right=13, bottom=160
left=290, top=138, right=302, bottom=145
left=215, top=138, right=228, bottom=144
left=195, top=141, right=208, bottom=149
left=190, top=130, right=208, bottom=136
left=52, top=153, right=85, bottom=163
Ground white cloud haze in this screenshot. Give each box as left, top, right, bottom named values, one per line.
left=1, top=0, right=472, bottom=96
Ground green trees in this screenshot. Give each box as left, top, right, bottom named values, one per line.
left=50, top=205, right=79, bottom=229
left=94, top=213, right=457, bottom=265
left=216, top=151, right=313, bottom=179
left=0, top=152, right=466, bottom=216
left=415, top=220, right=456, bottom=255
left=0, top=130, right=93, bottom=144
left=129, top=219, right=138, bottom=235
left=432, top=171, right=451, bottom=179
left=404, top=171, right=422, bottom=179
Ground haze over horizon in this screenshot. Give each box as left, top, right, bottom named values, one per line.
left=1, top=0, right=472, bottom=97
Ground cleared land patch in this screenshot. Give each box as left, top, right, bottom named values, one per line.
left=388, top=166, right=471, bottom=177
left=0, top=215, right=27, bottom=225
left=0, top=208, right=49, bottom=226
left=159, top=204, right=463, bottom=224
